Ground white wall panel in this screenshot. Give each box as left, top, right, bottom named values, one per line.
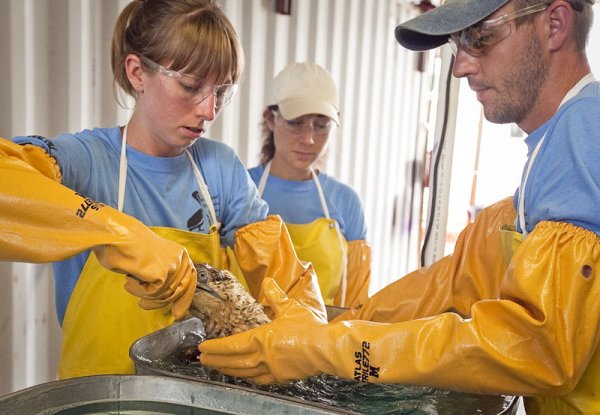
left=0, top=0, right=429, bottom=394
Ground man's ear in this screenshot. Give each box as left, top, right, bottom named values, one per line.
left=125, top=54, right=145, bottom=93
left=545, top=0, right=573, bottom=52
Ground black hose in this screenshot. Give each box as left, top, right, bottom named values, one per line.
left=420, top=53, right=455, bottom=267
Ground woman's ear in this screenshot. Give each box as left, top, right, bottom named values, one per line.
left=125, top=54, right=145, bottom=93
left=263, top=108, right=275, bottom=131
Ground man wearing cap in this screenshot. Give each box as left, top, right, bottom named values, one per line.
left=200, top=1, right=599, bottom=413
left=248, top=62, right=370, bottom=309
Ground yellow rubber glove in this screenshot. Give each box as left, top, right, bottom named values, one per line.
left=0, top=138, right=196, bottom=319
left=202, top=213, right=600, bottom=398
left=199, top=277, right=329, bottom=384
left=333, top=196, right=516, bottom=323
left=232, top=215, right=328, bottom=322
left=334, top=240, right=371, bottom=308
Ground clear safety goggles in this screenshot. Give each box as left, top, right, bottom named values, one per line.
left=448, top=2, right=549, bottom=57
left=272, top=110, right=335, bottom=136
left=142, top=57, right=238, bottom=110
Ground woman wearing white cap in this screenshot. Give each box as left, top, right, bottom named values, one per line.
left=248, top=62, right=371, bottom=308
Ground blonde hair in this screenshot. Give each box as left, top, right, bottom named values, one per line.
left=111, top=0, right=244, bottom=107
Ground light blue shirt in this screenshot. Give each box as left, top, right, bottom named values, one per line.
left=514, top=81, right=600, bottom=236
left=248, top=164, right=367, bottom=241
left=13, top=127, right=267, bottom=323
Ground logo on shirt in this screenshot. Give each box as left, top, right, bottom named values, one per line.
left=187, top=190, right=207, bottom=232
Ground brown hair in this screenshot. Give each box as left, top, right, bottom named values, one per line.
left=512, top=0, right=594, bottom=51
left=111, top=0, right=244, bottom=107
left=259, top=106, right=277, bottom=165
left=258, top=105, right=333, bottom=169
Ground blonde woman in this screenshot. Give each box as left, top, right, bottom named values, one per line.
left=0, top=0, right=284, bottom=378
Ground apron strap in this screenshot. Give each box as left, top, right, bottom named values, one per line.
left=185, top=150, right=219, bottom=229
left=310, top=168, right=331, bottom=219
left=258, top=161, right=349, bottom=306
left=517, top=73, right=596, bottom=238
left=258, top=162, right=331, bottom=219
left=118, top=124, right=129, bottom=212
left=118, top=125, right=220, bottom=230
left=257, top=161, right=270, bottom=196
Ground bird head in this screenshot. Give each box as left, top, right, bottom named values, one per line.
left=189, top=263, right=271, bottom=339
left=195, top=263, right=226, bottom=302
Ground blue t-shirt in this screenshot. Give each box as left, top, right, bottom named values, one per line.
left=13, top=127, right=267, bottom=323
left=514, top=81, right=600, bottom=237
left=248, top=164, right=367, bottom=241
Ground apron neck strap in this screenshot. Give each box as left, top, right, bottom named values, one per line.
left=118, top=124, right=129, bottom=212
left=184, top=150, right=219, bottom=228
left=518, top=73, right=596, bottom=238
left=258, top=161, right=330, bottom=219
left=257, top=161, right=270, bottom=195
left=310, top=168, right=330, bottom=219
left=118, top=125, right=219, bottom=229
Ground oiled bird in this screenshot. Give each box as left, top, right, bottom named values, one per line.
left=189, top=263, right=271, bottom=339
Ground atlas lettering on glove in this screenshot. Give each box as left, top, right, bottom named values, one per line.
left=354, top=341, right=379, bottom=382
left=75, top=192, right=105, bottom=219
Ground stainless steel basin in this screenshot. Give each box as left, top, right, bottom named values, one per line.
left=130, top=316, right=520, bottom=415
left=0, top=374, right=348, bottom=414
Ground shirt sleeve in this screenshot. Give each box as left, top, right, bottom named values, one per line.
left=325, top=176, right=367, bottom=241
left=525, top=93, right=600, bottom=237
left=340, top=188, right=367, bottom=241
left=13, top=133, right=105, bottom=195
left=198, top=141, right=268, bottom=247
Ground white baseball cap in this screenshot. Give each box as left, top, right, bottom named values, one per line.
left=269, top=62, right=339, bottom=125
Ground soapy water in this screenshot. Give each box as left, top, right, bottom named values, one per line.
left=142, top=334, right=515, bottom=415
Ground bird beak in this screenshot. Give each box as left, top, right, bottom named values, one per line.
left=197, top=282, right=226, bottom=301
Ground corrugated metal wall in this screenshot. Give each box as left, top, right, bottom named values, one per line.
left=0, top=0, right=433, bottom=394
left=214, top=0, right=435, bottom=291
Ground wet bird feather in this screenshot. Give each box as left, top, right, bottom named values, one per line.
left=189, top=263, right=271, bottom=339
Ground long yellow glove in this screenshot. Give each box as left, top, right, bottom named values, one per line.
left=334, top=240, right=371, bottom=308
left=232, top=215, right=328, bottom=322
left=201, top=219, right=600, bottom=396
left=200, top=277, right=329, bottom=384
left=333, top=196, right=516, bottom=323
left=0, top=138, right=196, bottom=319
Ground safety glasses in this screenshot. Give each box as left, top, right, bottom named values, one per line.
left=272, top=110, right=334, bottom=136
left=142, top=57, right=238, bottom=110
left=448, top=2, right=549, bottom=57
